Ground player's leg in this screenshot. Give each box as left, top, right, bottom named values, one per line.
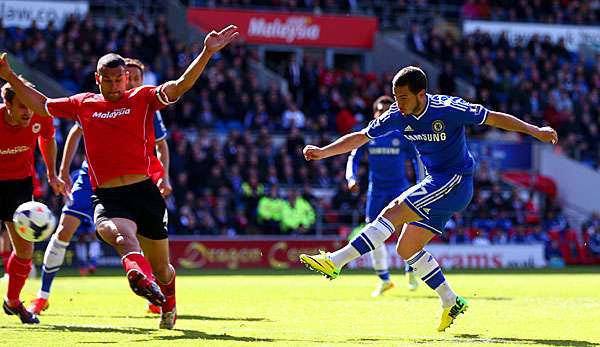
left=3, top=221, right=38, bottom=323
left=300, top=183, right=426, bottom=279
left=366, top=191, right=394, bottom=297
left=398, top=223, right=467, bottom=331
left=95, top=216, right=164, bottom=306
left=30, top=213, right=81, bottom=314
left=138, top=235, right=176, bottom=329
left=87, top=232, right=101, bottom=274
left=75, top=234, right=89, bottom=275
left=1, top=177, right=39, bottom=324
left=405, top=261, right=418, bottom=291
left=134, top=181, right=175, bottom=329
left=0, top=228, right=11, bottom=281
left=397, top=173, right=473, bottom=331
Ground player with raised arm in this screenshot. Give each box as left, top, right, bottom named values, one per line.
left=0, top=78, right=66, bottom=324
left=346, top=95, right=419, bottom=297
left=300, top=66, right=557, bottom=331
left=0, top=24, right=239, bottom=329
left=29, top=58, right=173, bottom=316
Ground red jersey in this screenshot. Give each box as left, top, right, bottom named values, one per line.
left=45, top=85, right=176, bottom=188
left=0, top=105, right=55, bottom=181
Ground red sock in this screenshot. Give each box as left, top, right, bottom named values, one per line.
left=6, top=252, right=32, bottom=306
left=157, top=265, right=176, bottom=312
left=121, top=252, right=153, bottom=279
left=0, top=251, right=10, bottom=268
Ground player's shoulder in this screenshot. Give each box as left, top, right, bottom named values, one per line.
left=127, top=85, right=157, bottom=98
left=429, top=94, right=469, bottom=106
left=69, top=92, right=100, bottom=104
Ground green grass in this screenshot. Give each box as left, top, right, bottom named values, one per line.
left=1, top=268, right=600, bottom=346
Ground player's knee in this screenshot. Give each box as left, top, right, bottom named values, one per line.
left=12, top=241, right=34, bottom=259
left=56, top=224, right=77, bottom=242
left=396, top=242, right=417, bottom=260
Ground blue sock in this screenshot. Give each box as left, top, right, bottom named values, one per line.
left=405, top=263, right=414, bottom=273
left=376, top=269, right=390, bottom=282
left=40, top=267, right=59, bottom=295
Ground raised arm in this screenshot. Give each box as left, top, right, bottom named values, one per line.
left=485, top=111, right=558, bottom=144
left=303, top=132, right=370, bottom=161
left=59, top=124, right=83, bottom=191
left=161, top=25, right=239, bottom=102
left=0, top=53, right=50, bottom=117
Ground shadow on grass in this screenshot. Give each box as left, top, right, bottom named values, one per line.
left=43, top=313, right=269, bottom=322
left=347, top=334, right=599, bottom=346
left=2, top=324, right=275, bottom=343
left=389, top=294, right=513, bottom=302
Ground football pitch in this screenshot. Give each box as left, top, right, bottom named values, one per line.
left=1, top=268, right=599, bottom=346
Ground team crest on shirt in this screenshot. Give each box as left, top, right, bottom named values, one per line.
left=432, top=120, right=445, bottom=133
left=392, top=138, right=400, bottom=146
left=31, top=123, right=41, bottom=133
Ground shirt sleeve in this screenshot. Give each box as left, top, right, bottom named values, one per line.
left=45, top=94, right=84, bottom=120
left=39, top=115, right=55, bottom=140
left=142, top=85, right=180, bottom=111
left=450, top=96, right=490, bottom=126
left=362, top=103, right=403, bottom=139
left=153, top=111, right=167, bottom=141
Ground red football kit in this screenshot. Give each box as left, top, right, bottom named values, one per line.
left=45, top=85, right=175, bottom=188
left=0, top=105, right=55, bottom=181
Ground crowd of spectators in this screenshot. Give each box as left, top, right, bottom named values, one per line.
left=1, top=12, right=599, bottom=264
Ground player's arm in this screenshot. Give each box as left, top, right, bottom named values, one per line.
left=160, top=25, right=239, bottom=102
left=0, top=53, right=49, bottom=117
left=38, top=136, right=67, bottom=196
left=155, top=139, right=172, bottom=197
left=59, top=124, right=83, bottom=192
left=304, top=132, right=370, bottom=161
left=485, top=111, right=558, bottom=144
left=345, top=145, right=365, bottom=193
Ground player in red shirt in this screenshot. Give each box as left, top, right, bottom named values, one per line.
left=0, top=25, right=238, bottom=329
left=0, top=78, right=66, bottom=324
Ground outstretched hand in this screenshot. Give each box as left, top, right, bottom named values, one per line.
left=204, top=25, right=240, bottom=54
left=534, top=126, right=558, bottom=144
left=0, top=52, right=15, bottom=81
left=48, top=175, right=68, bottom=197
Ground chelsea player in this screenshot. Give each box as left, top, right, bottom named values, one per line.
left=301, top=66, right=557, bottom=331
left=345, top=95, right=419, bottom=297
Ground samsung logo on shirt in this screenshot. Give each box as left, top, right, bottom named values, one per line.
left=92, top=108, right=131, bottom=119
left=0, top=146, right=29, bottom=155
left=369, top=147, right=401, bottom=155
left=404, top=133, right=447, bottom=142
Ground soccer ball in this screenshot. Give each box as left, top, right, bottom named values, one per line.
left=12, top=201, right=56, bottom=242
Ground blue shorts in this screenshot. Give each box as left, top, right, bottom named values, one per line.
left=366, top=186, right=406, bottom=223
left=403, top=173, right=473, bottom=235
left=62, top=169, right=94, bottom=233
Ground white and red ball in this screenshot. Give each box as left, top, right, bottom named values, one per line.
left=12, top=201, right=56, bottom=242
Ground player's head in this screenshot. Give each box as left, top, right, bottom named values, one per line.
left=392, top=66, right=427, bottom=115
left=95, top=53, right=128, bottom=102
left=1, top=77, right=35, bottom=127
left=372, top=95, right=394, bottom=118
left=124, top=58, right=144, bottom=89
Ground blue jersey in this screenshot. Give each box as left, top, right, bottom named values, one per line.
left=345, top=133, right=416, bottom=189
left=79, top=111, right=167, bottom=173
left=363, top=94, right=489, bottom=176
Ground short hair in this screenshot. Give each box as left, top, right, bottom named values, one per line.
left=96, top=53, right=126, bottom=72
left=124, top=58, right=145, bottom=74
left=372, top=95, right=394, bottom=114
left=392, top=66, right=428, bottom=94
left=1, top=76, right=35, bottom=104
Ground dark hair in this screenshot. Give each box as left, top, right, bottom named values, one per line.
left=372, top=95, right=394, bottom=114
left=392, top=66, right=427, bottom=94
left=96, top=53, right=126, bottom=72
left=124, top=58, right=145, bottom=74
left=1, top=76, right=35, bottom=104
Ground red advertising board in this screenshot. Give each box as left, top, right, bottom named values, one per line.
left=169, top=239, right=344, bottom=269
left=187, top=8, right=378, bottom=49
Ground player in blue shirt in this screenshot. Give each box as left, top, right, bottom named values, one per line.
left=345, top=95, right=420, bottom=296
left=300, top=66, right=557, bottom=331
left=29, top=58, right=173, bottom=316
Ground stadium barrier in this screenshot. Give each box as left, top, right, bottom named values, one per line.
left=32, top=238, right=546, bottom=270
